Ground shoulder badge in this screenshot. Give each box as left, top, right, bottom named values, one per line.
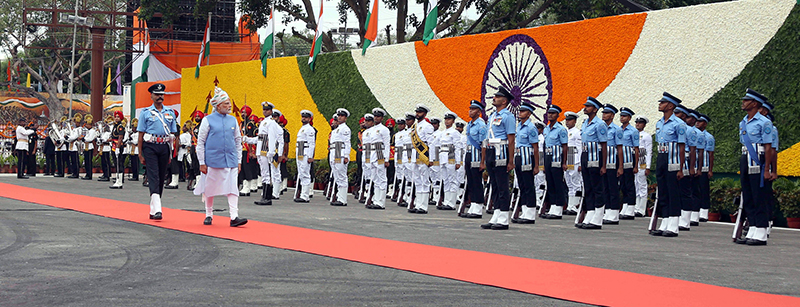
left=765, top=125, right=772, bottom=135
left=678, top=126, right=685, bottom=135
left=616, top=131, right=623, bottom=139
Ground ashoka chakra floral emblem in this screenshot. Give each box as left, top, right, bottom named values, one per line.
left=481, top=34, right=552, bottom=120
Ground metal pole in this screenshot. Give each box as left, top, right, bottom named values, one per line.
left=67, top=0, right=78, bottom=119
left=206, top=12, right=211, bottom=66
left=271, top=0, right=276, bottom=58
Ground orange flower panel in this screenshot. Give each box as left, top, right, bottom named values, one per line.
left=416, top=13, right=647, bottom=119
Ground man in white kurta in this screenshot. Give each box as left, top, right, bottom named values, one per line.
left=246, top=101, right=285, bottom=205
left=294, top=110, right=317, bottom=202
left=329, top=108, right=351, bottom=206
left=193, top=87, right=248, bottom=227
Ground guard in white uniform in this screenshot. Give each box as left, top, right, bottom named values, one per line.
left=245, top=101, right=284, bottom=205
left=366, top=108, right=391, bottom=209
left=294, top=110, right=317, bottom=202
left=15, top=118, right=36, bottom=179
left=455, top=121, right=467, bottom=205
left=428, top=117, right=443, bottom=207
left=80, top=115, right=97, bottom=180
left=66, top=114, right=82, bottom=178
left=397, top=113, right=416, bottom=207
left=98, top=119, right=113, bottom=181
left=391, top=117, right=407, bottom=202
left=436, top=112, right=461, bottom=210
left=633, top=116, right=652, bottom=217
left=329, top=108, right=351, bottom=206
left=410, top=104, right=434, bottom=214
left=533, top=121, right=546, bottom=206
left=564, top=112, right=583, bottom=215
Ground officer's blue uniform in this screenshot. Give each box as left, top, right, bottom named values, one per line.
left=604, top=121, right=623, bottom=215
left=699, top=125, right=715, bottom=217
left=619, top=123, right=640, bottom=208
left=137, top=103, right=179, bottom=196
left=465, top=114, right=487, bottom=206
left=543, top=121, right=569, bottom=207
left=515, top=118, right=538, bottom=210
left=485, top=107, right=516, bottom=213
left=655, top=112, right=687, bottom=223
left=739, top=112, right=774, bottom=230
left=580, top=107, right=608, bottom=216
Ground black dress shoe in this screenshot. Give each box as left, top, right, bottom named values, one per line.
left=699, top=218, right=708, bottom=222
left=690, top=221, right=699, bottom=227
left=254, top=199, right=272, bottom=206
left=415, top=209, right=428, bottom=214
left=440, top=206, right=455, bottom=211
left=428, top=201, right=436, bottom=206
left=491, top=224, right=509, bottom=230
left=240, top=192, right=250, bottom=196
left=97, top=177, right=109, bottom=181
left=165, top=185, right=178, bottom=189
left=149, top=212, right=162, bottom=220
left=68, top=175, right=79, bottom=179
left=54, top=174, right=65, bottom=177
left=662, top=231, right=678, bottom=237
left=575, top=223, right=584, bottom=228
left=230, top=217, right=248, bottom=227
left=649, top=230, right=663, bottom=236
left=511, top=218, right=520, bottom=224
left=734, top=238, right=748, bottom=244
left=634, top=212, right=645, bottom=218
left=179, top=178, right=186, bottom=182
left=366, top=204, right=385, bottom=210
left=602, top=220, right=619, bottom=225
left=142, top=181, right=148, bottom=187
left=678, top=226, right=690, bottom=231
left=26, top=174, right=36, bottom=177
left=294, top=198, right=309, bottom=203
left=480, top=223, right=495, bottom=229
left=745, top=239, right=767, bottom=246
left=17, top=175, right=29, bottom=179
left=330, top=201, right=346, bottom=206
left=129, top=177, right=139, bottom=182
left=544, top=214, right=563, bottom=219
left=81, top=176, right=92, bottom=180
left=435, top=205, right=445, bottom=210
left=408, top=208, right=417, bottom=213
left=486, top=209, right=495, bottom=214
left=461, top=213, right=481, bottom=219
left=517, top=218, right=535, bottom=224
left=397, top=202, right=407, bottom=207
left=581, top=223, right=601, bottom=230
left=203, top=217, right=212, bottom=225
left=619, top=215, right=635, bottom=220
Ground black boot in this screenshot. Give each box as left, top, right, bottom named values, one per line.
left=254, top=183, right=272, bottom=206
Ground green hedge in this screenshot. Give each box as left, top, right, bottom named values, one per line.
left=297, top=52, right=382, bottom=146
left=697, top=4, right=800, bottom=173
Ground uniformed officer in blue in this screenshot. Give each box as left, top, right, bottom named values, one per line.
left=651, top=92, right=687, bottom=237
left=136, top=83, right=179, bottom=220
left=577, top=97, right=607, bottom=230
left=672, top=105, right=700, bottom=231
left=758, top=100, right=778, bottom=236
left=696, top=113, right=714, bottom=222
left=600, top=104, right=623, bottom=225
left=541, top=105, right=569, bottom=219
left=687, top=109, right=705, bottom=227
left=480, top=86, right=516, bottom=230
left=510, top=102, right=540, bottom=224
left=735, top=88, right=775, bottom=245
left=460, top=100, right=488, bottom=218
left=617, top=107, right=640, bottom=220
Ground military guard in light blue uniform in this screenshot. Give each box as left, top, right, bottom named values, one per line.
left=758, top=100, right=778, bottom=236
left=696, top=113, right=714, bottom=222
left=541, top=105, right=569, bottom=219
left=688, top=109, right=705, bottom=227
left=510, top=102, right=539, bottom=224
left=577, top=97, right=607, bottom=230
left=671, top=105, right=697, bottom=231
left=617, top=107, right=640, bottom=220
left=136, top=83, right=179, bottom=220
left=651, top=92, right=687, bottom=237
left=601, top=104, right=623, bottom=224
left=460, top=100, right=488, bottom=218
left=480, top=86, right=517, bottom=230
left=735, top=89, right=775, bottom=245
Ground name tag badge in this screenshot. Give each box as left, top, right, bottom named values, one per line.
left=492, top=117, right=502, bottom=126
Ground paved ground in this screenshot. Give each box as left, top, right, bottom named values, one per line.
left=1, top=174, right=799, bottom=306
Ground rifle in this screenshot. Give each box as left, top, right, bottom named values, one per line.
left=455, top=171, right=468, bottom=215
left=396, top=177, right=407, bottom=207
left=574, top=181, right=586, bottom=226
left=732, top=193, right=746, bottom=242
left=388, top=171, right=396, bottom=201
left=325, top=172, right=334, bottom=200
left=648, top=187, right=660, bottom=232
left=407, top=183, right=416, bottom=211
left=484, top=175, right=494, bottom=214
left=510, top=175, right=522, bottom=219
left=537, top=182, right=550, bottom=217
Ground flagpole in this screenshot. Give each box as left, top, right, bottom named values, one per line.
left=207, top=12, right=211, bottom=66
left=68, top=0, right=79, bottom=119
left=271, top=3, right=276, bottom=58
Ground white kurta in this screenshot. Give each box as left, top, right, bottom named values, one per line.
left=193, top=113, right=243, bottom=197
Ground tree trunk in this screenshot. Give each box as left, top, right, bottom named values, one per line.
left=396, top=0, right=407, bottom=43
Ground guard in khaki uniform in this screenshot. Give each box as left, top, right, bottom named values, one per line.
left=294, top=110, right=317, bottom=203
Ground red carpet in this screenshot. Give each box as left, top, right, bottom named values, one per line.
left=1, top=182, right=798, bottom=307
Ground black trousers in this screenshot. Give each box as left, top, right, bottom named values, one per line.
left=465, top=153, right=485, bottom=204
left=604, top=164, right=621, bottom=210
left=580, top=152, right=604, bottom=211
left=101, top=151, right=111, bottom=178
left=515, top=156, right=535, bottom=208
left=690, top=175, right=702, bottom=212
left=45, top=153, right=55, bottom=174
left=26, top=151, right=37, bottom=175
left=67, top=151, right=79, bottom=176
left=240, top=152, right=259, bottom=180
left=740, top=155, right=769, bottom=228
left=56, top=151, right=65, bottom=175
left=679, top=170, right=693, bottom=211
left=620, top=168, right=636, bottom=205
left=486, top=147, right=510, bottom=211
left=656, top=153, right=681, bottom=217
left=16, top=150, right=27, bottom=177
left=130, top=154, right=140, bottom=180
left=544, top=154, right=566, bottom=206
left=83, top=151, right=93, bottom=178
left=143, top=142, right=171, bottom=196
left=699, top=172, right=710, bottom=210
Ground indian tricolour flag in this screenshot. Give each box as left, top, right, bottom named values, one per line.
left=423, top=0, right=438, bottom=45
left=195, top=14, right=211, bottom=78
left=361, top=0, right=379, bottom=55
left=140, top=27, right=150, bottom=82
left=261, top=9, right=275, bottom=77
left=308, top=0, right=325, bottom=71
